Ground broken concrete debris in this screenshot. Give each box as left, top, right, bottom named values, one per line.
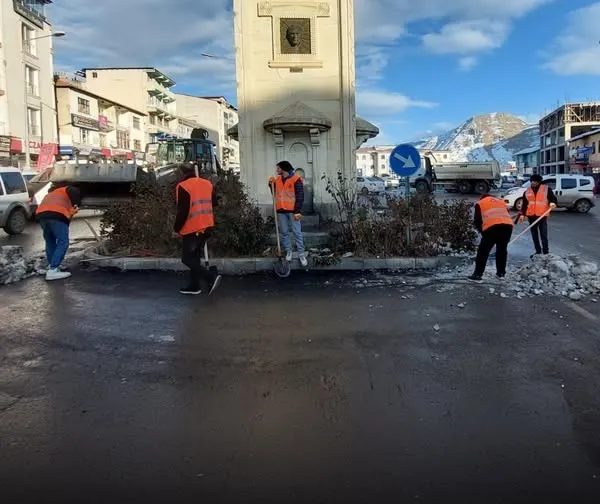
left=0, top=246, right=45, bottom=285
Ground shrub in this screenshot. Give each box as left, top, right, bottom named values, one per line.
left=101, top=169, right=269, bottom=257
left=323, top=172, right=477, bottom=257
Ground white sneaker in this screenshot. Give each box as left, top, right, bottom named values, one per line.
left=285, top=251, right=293, bottom=262
left=299, top=254, right=308, bottom=267
left=46, top=268, right=72, bottom=281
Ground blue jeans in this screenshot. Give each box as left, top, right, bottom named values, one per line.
left=41, top=219, right=70, bottom=269
left=278, top=213, right=305, bottom=255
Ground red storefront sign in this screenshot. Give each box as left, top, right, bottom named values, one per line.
left=37, top=143, right=57, bottom=171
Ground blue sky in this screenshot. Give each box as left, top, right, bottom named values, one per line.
left=50, top=0, right=600, bottom=144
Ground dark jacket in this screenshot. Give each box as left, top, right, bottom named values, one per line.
left=520, top=184, right=557, bottom=216
left=173, top=175, right=218, bottom=234
left=270, top=170, right=304, bottom=214
left=36, top=186, right=81, bottom=225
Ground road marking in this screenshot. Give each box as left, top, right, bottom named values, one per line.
left=564, top=301, right=598, bottom=321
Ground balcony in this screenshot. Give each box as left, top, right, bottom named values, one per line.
left=14, top=0, right=50, bottom=29
left=22, top=41, right=37, bottom=57
left=26, top=83, right=39, bottom=96
left=99, top=118, right=115, bottom=132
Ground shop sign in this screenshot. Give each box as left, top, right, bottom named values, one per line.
left=71, top=114, right=100, bottom=131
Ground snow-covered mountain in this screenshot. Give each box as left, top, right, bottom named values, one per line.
left=412, top=113, right=539, bottom=165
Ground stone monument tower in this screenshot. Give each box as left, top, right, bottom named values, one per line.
left=229, top=0, right=378, bottom=215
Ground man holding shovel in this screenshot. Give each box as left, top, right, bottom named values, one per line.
left=173, top=164, right=221, bottom=296
left=519, top=174, right=557, bottom=258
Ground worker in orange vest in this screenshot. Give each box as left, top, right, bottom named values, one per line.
left=468, top=194, right=514, bottom=282
left=173, top=165, right=221, bottom=295
left=36, top=183, right=81, bottom=281
left=268, top=160, right=308, bottom=267
left=518, top=174, right=557, bottom=257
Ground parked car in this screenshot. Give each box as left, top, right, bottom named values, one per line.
left=380, top=173, right=400, bottom=189
left=502, top=174, right=596, bottom=213
left=0, top=168, right=31, bottom=234
left=357, top=176, right=385, bottom=195
left=500, top=175, right=516, bottom=189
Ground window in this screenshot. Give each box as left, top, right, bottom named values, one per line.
left=149, top=115, right=156, bottom=125
left=78, top=128, right=90, bottom=144
left=133, top=140, right=141, bottom=151
left=100, top=134, right=107, bottom=148
left=22, top=24, right=36, bottom=56
left=362, top=155, right=366, bottom=160
left=92, top=72, right=98, bottom=78
left=25, top=65, right=39, bottom=96
left=27, top=107, right=40, bottom=136
left=593, top=142, right=596, bottom=154
left=560, top=178, right=577, bottom=190
left=133, top=117, right=141, bottom=130
left=380, top=154, right=385, bottom=159
left=381, top=164, right=385, bottom=170
left=1, top=172, right=26, bottom=195
left=78, top=97, right=91, bottom=115
left=0, top=178, right=4, bottom=196
left=357, top=177, right=364, bottom=182
left=544, top=178, right=556, bottom=190
left=117, top=130, right=130, bottom=149
left=580, top=179, right=592, bottom=187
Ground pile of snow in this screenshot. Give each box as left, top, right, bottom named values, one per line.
left=506, top=254, right=600, bottom=300
left=0, top=246, right=45, bottom=285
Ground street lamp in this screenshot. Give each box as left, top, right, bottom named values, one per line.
left=23, top=31, right=66, bottom=170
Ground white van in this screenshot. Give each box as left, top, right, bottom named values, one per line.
left=0, top=168, right=31, bottom=234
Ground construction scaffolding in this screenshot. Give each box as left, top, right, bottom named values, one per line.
left=540, top=102, right=600, bottom=134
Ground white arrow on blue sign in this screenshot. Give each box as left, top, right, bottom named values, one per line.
left=389, top=144, right=421, bottom=177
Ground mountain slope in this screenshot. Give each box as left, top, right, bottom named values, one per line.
left=413, top=113, right=539, bottom=165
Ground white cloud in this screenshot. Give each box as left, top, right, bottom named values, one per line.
left=423, top=21, right=507, bottom=54
left=49, top=0, right=234, bottom=95
left=357, top=90, right=438, bottom=116
left=458, top=56, right=478, bottom=71
left=543, top=2, right=600, bottom=76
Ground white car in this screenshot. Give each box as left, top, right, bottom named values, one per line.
left=503, top=174, right=596, bottom=213
left=380, top=173, right=400, bottom=189
left=0, top=168, right=31, bottom=234
left=357, top=176, right=385, bottom=195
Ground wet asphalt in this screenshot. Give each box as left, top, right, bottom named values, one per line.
left=1, top=270, right=600, bottom=503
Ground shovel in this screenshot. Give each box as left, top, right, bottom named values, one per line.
left=271, top=185, right=291, bottom=278
left=203, top=242, right=219, bottom=276
left=508, top=207, right=552, bottom=248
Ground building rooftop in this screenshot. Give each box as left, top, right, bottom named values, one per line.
left=81, top=67, right=176, bottom=87
left=513, top=146, right=540, bottom=156
left=55, top=80, right=147, bottom=116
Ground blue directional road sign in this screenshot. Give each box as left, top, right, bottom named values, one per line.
left=389, top=144, right=421, bottom=177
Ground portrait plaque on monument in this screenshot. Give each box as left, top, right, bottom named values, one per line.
left=280, top=18, right=311, bottom=55
left=258, top=1, right=330, bottom=68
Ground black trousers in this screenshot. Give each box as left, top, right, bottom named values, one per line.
left=528, top=216, right=549, bottom=254
left=181, top=232, right=215, bottom=289
left=474, top=224, right=513, bottom=277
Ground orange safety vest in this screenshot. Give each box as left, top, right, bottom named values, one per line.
left=275, top=174, right=300, bottom=212
left=478, top=196, right=514, bottom=231
left=176, top=177, right=215, bottom=236
left=36, top=187, right=75, bottom=220
left=525, top=184, right=550, bottom=217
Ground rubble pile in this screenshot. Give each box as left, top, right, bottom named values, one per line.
left=0, top=246, right=45, bottom=285
left=507, top=254, right=600, bottom=300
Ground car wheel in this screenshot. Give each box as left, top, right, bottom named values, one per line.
left=415, top=180, right=429, bottom=194
left=575, top=199, right=592, bottom=214
left=361, top=187, right=369, bottom=195
left=458, top=181, right=473, bottom=194
left=3, top=207, right=28, bottom=235
left=514, top=198, right=524, bottom=212
left=475, top=181, right=489, bottom=194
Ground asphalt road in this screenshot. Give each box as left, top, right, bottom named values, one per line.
left=1, top=271, right=600, bottom=503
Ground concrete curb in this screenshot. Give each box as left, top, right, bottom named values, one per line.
left=82, top=246, right=467, bottom=275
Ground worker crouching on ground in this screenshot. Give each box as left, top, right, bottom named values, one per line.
left=468, top=194, right=514, bottom=282
left=36, top=183, right=81, bottom=281
left=519, top=174, right=557, bottom=258
left=268, top=160, right=308, bottom=267
left=173, top=164, right=222, bottom=296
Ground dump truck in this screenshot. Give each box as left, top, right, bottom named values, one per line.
left=411, top=153, right=501, bottom=195
left=48, top=129, right=219, bottom=208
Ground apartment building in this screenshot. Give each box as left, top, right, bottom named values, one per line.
left=356, top=146, right=451, bottom=176
left=568, top=129, right=600, bottom=174
left=539, top=102, right=600, bottom=175
left=175, top=94, right=240, bottom=170
left=80, top=67, right=177, bottom=146
left=55, top=77, right=146, bottom=160
left=0, top=0, right=59, bottom=168
left=513, top=147, right=539, bottom=175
